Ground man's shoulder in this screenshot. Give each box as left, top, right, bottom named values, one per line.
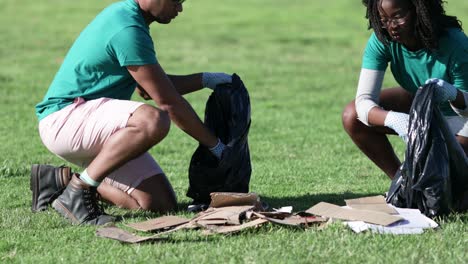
left=97, top=0, right=146, bottom=31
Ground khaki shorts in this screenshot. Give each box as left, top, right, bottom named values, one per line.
left=39, top=97, right=164, bottom=194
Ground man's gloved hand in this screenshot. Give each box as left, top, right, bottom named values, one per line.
left=202, top=72, right=232, bottom=90
left=384, top=111, right=410, bottom=142
left=209, top=138, right=226, bottom=160
left=425, top=78, right=458, bottom=103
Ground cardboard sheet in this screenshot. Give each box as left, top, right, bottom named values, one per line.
left=209, top=192, right=261, bottom=208
left=306, top=202, right=403, bottom=226
left=96, top=227, right=163, bottom=243
left=203, top=218, right=269, bottom=235
left=97, top=223, right=191, bottom=243
left=345, top=195, right=398, bottom=214
left=126, top=216, right=190, bottom=232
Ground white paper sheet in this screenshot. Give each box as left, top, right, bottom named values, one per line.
left=344, top=206, right=438, bottom=234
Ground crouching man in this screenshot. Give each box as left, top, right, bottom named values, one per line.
left=33, top=0, right=231, bottom=225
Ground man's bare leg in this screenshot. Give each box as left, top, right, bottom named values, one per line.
left=98, top=173, right=177, bottom=213
left=86, top=104, right=171, bottom=182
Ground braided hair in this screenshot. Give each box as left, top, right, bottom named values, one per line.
left=362, top=0, right=462, bottom=50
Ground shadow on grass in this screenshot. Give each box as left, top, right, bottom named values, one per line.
left=261, top=192, right=383, bottom=211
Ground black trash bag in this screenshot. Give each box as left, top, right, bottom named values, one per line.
left=386, top=83, right=468, bottom=217
left=186, top=74, right=252, bottom=204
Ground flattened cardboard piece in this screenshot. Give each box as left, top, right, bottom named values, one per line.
left=345, top=195, right=398, bottom=214
left=209, top=192, right=260, bottom=208
left=203, top=218, right=269, bottom=235
left=195, top=206, right=254, bottom=225
left=306, top=202, right=403, bottom=226
left=347, top=204, right=398, bottom=214
left=253, top=212, right=326, bottom=227
left=126, top=216, right=190, bottom=232
left=96, top=227, right=164, bottom=243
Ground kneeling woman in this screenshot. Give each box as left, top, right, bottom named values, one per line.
left=343, top=0, right=468, bottom=179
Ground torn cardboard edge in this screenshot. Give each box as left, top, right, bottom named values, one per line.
left=252, top=212, right=326, bottom=227
left=126, top=215, right=190, bottom=232
left=345, top=195, right=398, bottom=214
left=306, top=202, right=403, bottom=226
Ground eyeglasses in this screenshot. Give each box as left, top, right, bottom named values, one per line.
left=380, top=10, right=411, bottom=28
left=172, top=0, right=185, bottom=4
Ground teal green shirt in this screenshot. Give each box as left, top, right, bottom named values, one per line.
left=362, top=29, right=468, bottom=116
left=36, top=0, right=157, bottom=120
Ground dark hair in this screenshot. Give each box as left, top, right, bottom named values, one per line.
left=362, top=0, right=462, bottom=50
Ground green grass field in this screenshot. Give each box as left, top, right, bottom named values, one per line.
left=1, top=0, right=467, bottom=263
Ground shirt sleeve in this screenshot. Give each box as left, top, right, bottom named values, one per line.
left=362, top=33, right=390, bottom=71
left=449, top=33, right=468, bottom=115
left=355, top=68, right=385, bottom=126
left=450, top=48, right=468, bottom=93
left=107, top=26, right=158, bottom=66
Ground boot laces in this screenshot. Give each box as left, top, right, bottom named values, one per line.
left=83, top=187, right=105, bottom=219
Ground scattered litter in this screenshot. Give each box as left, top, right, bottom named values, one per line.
left=96, top=194, right=441, bottom=243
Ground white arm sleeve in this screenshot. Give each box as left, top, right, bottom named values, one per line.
left=450, top=91, right=468, bottom=117
left=355, top=68, right=385, bottom=126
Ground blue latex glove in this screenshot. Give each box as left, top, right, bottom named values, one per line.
left=209, top=138, right=226, bottom=160
left=425, top=78, right=458, bottom=103
left=202, top=72, right=232, bottom=90
left=384, top=111, right=409, bottom=142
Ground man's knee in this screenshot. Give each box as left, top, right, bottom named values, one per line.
left=134, top=105, right=171, bottom=144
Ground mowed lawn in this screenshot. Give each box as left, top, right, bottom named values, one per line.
left=1, top=0, right=467, bottom=263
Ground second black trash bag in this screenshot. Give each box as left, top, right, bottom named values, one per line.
left=186, top=74, right=252, bottom=204
left=386, top=83, right=468, bottom=217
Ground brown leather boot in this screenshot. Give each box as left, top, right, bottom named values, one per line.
left=52, top=174, right=115, bottom=225
left=30, top=164, right=72, bottom=212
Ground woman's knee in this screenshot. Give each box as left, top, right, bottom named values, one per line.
left=342, top=101, right=359, bottom=134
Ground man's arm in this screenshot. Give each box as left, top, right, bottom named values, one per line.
left=127, top=63, right=217, bottom=148
left=135, top=72, right=232, bottom=99
left=167, top=74, right=203, bottom=95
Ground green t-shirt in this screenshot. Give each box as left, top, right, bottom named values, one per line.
left=362, top=28, right=468, bottom=116
left=36, top=0, right=157, bottom=120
